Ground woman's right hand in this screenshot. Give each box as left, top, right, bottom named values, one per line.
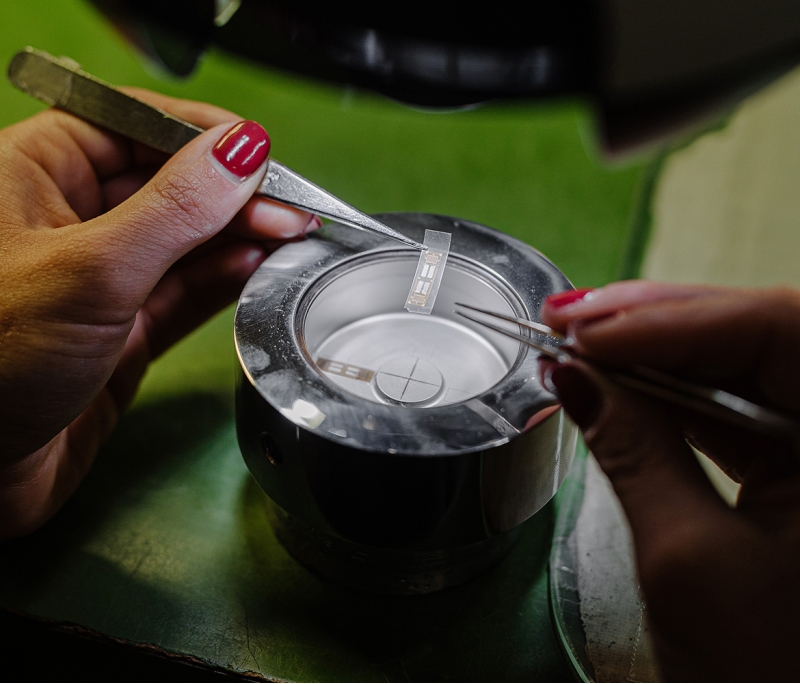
left=542, top=282, right=800, bottom=681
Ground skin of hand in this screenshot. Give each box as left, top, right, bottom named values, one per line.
left=0, top=89, right=319, bottom=541
left=542, top=281, right=800, bottom=681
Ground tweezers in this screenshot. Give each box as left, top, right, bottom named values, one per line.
left=455, top=302, right=800, bottom=446
left=7, top=47, right=426, bottom=252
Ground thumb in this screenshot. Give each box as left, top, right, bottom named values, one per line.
left=88, top=120, right=270, bottom=295
left=544, top=360, right=732, bottom=569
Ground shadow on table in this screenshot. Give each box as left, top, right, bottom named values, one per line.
left=235, top=477, right=564, bottom=682
left=0, top=391, right=234, bottom=599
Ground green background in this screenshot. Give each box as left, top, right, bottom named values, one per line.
left=0, top=1, right=647, bottom=680
left=1, top=1, right=646, bottom=289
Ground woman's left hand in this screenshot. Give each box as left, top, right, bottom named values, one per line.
left=0, top=90, right=317, bottom=540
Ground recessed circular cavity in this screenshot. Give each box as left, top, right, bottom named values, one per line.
left=236, top=212, right=574, bottom=456
left=298, top=253, right=523, bottom=407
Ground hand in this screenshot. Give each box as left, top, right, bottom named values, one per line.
left=0, top=90, right=318, bottom=540
left=542, top=281, right=800, bottom=681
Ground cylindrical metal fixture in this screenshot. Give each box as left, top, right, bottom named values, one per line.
left=235, top=213, right=577, bottom=594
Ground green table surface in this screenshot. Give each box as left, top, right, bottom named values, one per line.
left=0, top=2, right=649, bottom=680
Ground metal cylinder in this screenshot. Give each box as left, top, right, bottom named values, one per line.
left=235, top=212, right=577, bottom=594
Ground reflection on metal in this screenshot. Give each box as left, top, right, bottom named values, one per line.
left=213, top=0, right=241, bottom=27
left=237, top=212, right=572, bottom=453
left=466, top=398, right=520, bottom=438
left=346, top=31, right=557, bottom=92
left=301, top=250, right=518, bottom=408
left=235, top=213, right=578, bottom=594
left=259, top=161, right=426, bottom=251
left=279, top=399, right=326, bottom=429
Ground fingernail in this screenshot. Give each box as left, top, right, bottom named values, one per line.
left=304, top=215, right=323, bottom=234
left=545, top=363, right=602, bottom=430
left=545, top=288, right=595, bottom=310
left=212, top=121, right=271, bottom=180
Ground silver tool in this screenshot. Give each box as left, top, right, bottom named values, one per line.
left=7, top=47, right=426, bottom=252
left=454, top=301, right=800, bottom=446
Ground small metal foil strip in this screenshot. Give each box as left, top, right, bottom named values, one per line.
left=316, top=357, right=375, bottom=382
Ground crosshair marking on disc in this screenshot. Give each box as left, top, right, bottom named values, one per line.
left=376, top=357, right=443, bottom=404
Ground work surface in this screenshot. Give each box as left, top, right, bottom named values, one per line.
left=1, top=308, right=570, bottom=682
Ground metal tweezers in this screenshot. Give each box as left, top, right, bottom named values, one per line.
left=455, top=302, right=800, bottom=446
left=7, top=47, right=426, bottom=251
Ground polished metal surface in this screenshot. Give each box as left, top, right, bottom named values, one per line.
left=258, top=164, right=425, bottom=250
left=234, top=214, right=578, bottom=595
left=265, top=499, right=523, bottom=595
left=375, top=357, right=443, bottom=404
left=7, top=47, right=425, bottom=251
left=237, top=213, right=572, bottom=456
left=301, top=254, right=519, bottom=407
left=456, top=301, right=564, bottom=338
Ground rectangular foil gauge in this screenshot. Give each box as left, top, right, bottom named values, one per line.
left=316, top=357, right=374, bottom=382
left=405, top=229, right=451, bottom=315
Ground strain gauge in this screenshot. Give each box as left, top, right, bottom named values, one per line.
left=405, top=230, right=451, bottom=315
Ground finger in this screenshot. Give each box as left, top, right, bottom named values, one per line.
left=542, top=281, right=724, bottom=332
left=566, top=288, right=800, bottom=413
left=100, top=165, right=161, bottom=209
left=0, top=390, right=117, bottom=541
left=102, top=170, right=320, bottom=239
left=158, top=229, right=282, bottom=271
left=142, top=242, right=267, bottom=360
left=1, top=89, right=246, bottom=227
left=77, top=120, right=270, bottom=315
left=228, top=197, right=320, bottom=239
left=1, top=109, right=117, bottom=226
left=114, top=90, right=322, bottom=240
left=543, top=359, right=732, bottom=573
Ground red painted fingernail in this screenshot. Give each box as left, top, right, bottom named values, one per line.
left=545, top=288, right=594, bottom=309
left=304, top=215, right=323, bottom=234
left=212, top=121, right=271, bottom=180
left=546, top=363, right=602, bottom=430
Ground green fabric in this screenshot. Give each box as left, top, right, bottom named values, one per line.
left=0, top=1, right=648, bottom=679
